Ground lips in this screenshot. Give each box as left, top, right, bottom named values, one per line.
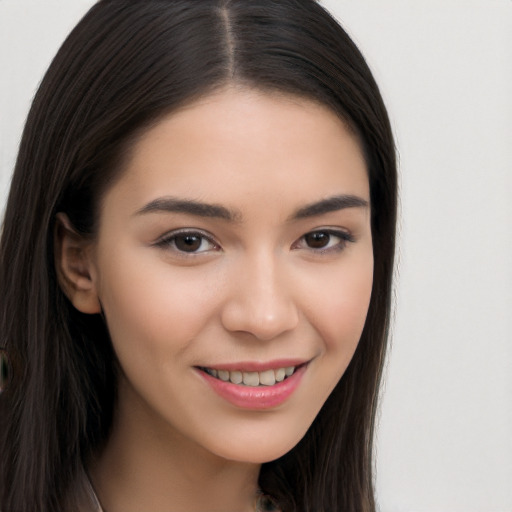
left=199, top=366, right=296, bottom=386
left=196, top=361, right=308, bottom=409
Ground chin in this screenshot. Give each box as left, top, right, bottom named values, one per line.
left=207, top=422, right=310, bottom=464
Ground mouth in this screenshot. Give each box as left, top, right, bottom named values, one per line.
left=197, top=365, right=300, bottom=387
left=196, top=361, right=308, bottom=409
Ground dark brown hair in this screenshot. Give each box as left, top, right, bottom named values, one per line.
left=0, top=1, right=397, bottom=510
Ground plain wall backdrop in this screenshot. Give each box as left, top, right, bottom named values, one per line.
left=1, top=1, right=511, bottom=511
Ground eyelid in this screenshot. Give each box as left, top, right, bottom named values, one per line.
left=154, top=228, right=221, bottom=254
left=152, top=227, right=354, bottom=256
left=292, top=228, right=355, bottom=253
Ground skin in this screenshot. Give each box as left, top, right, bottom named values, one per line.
left=57, top=87, right=374, bottom=512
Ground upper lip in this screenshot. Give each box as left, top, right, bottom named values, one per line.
left=196, top=358, right=310, bottom=372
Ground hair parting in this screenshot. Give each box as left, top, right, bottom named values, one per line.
left=0, top=2, right=396, bottom=510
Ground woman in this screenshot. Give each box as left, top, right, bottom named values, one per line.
left=0, top=1, right=396, bottom=511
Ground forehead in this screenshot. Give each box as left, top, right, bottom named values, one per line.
left=101, top=87, right=369, bottom=217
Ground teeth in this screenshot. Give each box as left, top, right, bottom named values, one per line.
left=243, top=371, right=260, bottom=386
left=230, top=370, right=243, bottom=384
left=259, top=369, right=276, bottom=386
left=275, top=368, right=286, bottom=382
left=204, top=366, right=297, bottom=386
left=217, top=370, right=230, bottom=382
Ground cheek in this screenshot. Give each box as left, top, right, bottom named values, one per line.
left=95, top=250, right=223, bottom=359
left=299, top=256, right=373, bottom=416
left=306, top=252, right=374, bottom=357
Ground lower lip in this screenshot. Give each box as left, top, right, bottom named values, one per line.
left=197, top=365, right=307, bottom=410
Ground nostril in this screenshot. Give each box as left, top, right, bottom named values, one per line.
left=220, top=301, right=299, bottom=341
left=220, top=261, right=299, bottom=339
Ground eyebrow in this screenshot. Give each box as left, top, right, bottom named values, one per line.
left=135, top=197, right=242, bottom=222
left=135, top=194, right=369, bottom=222
left=289, top=194, right=369, bottom=220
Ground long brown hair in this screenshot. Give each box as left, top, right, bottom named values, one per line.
left=0, top=1, right=397, bottom=510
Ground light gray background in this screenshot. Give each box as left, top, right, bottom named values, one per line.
left=1, top=1, right=511, bottom=511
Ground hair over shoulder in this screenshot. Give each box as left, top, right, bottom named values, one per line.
left=0, top=1, right=396, bottom=511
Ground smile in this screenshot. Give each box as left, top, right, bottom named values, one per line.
left=199, top=366, right=296, bottom=387
left=197, top=363, right=308, bottom=410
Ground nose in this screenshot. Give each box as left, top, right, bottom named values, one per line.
left=220, top=251, right=299, bottom=341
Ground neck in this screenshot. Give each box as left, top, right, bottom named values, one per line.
left=89, top=378, right=261, bottom=512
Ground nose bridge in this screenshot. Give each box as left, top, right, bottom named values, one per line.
left=221, top=246, right=299, bottom=340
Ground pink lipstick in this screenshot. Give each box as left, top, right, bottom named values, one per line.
left=196, top=361, right=307, bottom=410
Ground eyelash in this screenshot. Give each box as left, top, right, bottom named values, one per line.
left=154, top=229, right=219, bottom=255
left=154, top=228, right=355, bottom=256
left=292, top=229, right=355, bottom=254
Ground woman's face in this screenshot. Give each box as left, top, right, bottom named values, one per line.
left=86, top=88, right=373, bottom=463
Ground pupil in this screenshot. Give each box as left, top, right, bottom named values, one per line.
left=306, top=232, right=329, bottom=248
left=176, top=235, right=201, bottom=252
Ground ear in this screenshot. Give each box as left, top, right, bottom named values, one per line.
left=54, top=213, right=102, bottom=314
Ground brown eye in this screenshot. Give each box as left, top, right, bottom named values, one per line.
left=156, top=230, right=218, bottom=254
left=304, top=231, right=331, bottom=249
left=293, top=229, right=354, bottom=253
left=174, top=234, right=203, bottom=252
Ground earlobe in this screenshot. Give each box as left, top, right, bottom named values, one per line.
left=54, top=213, right=102, bottom=314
